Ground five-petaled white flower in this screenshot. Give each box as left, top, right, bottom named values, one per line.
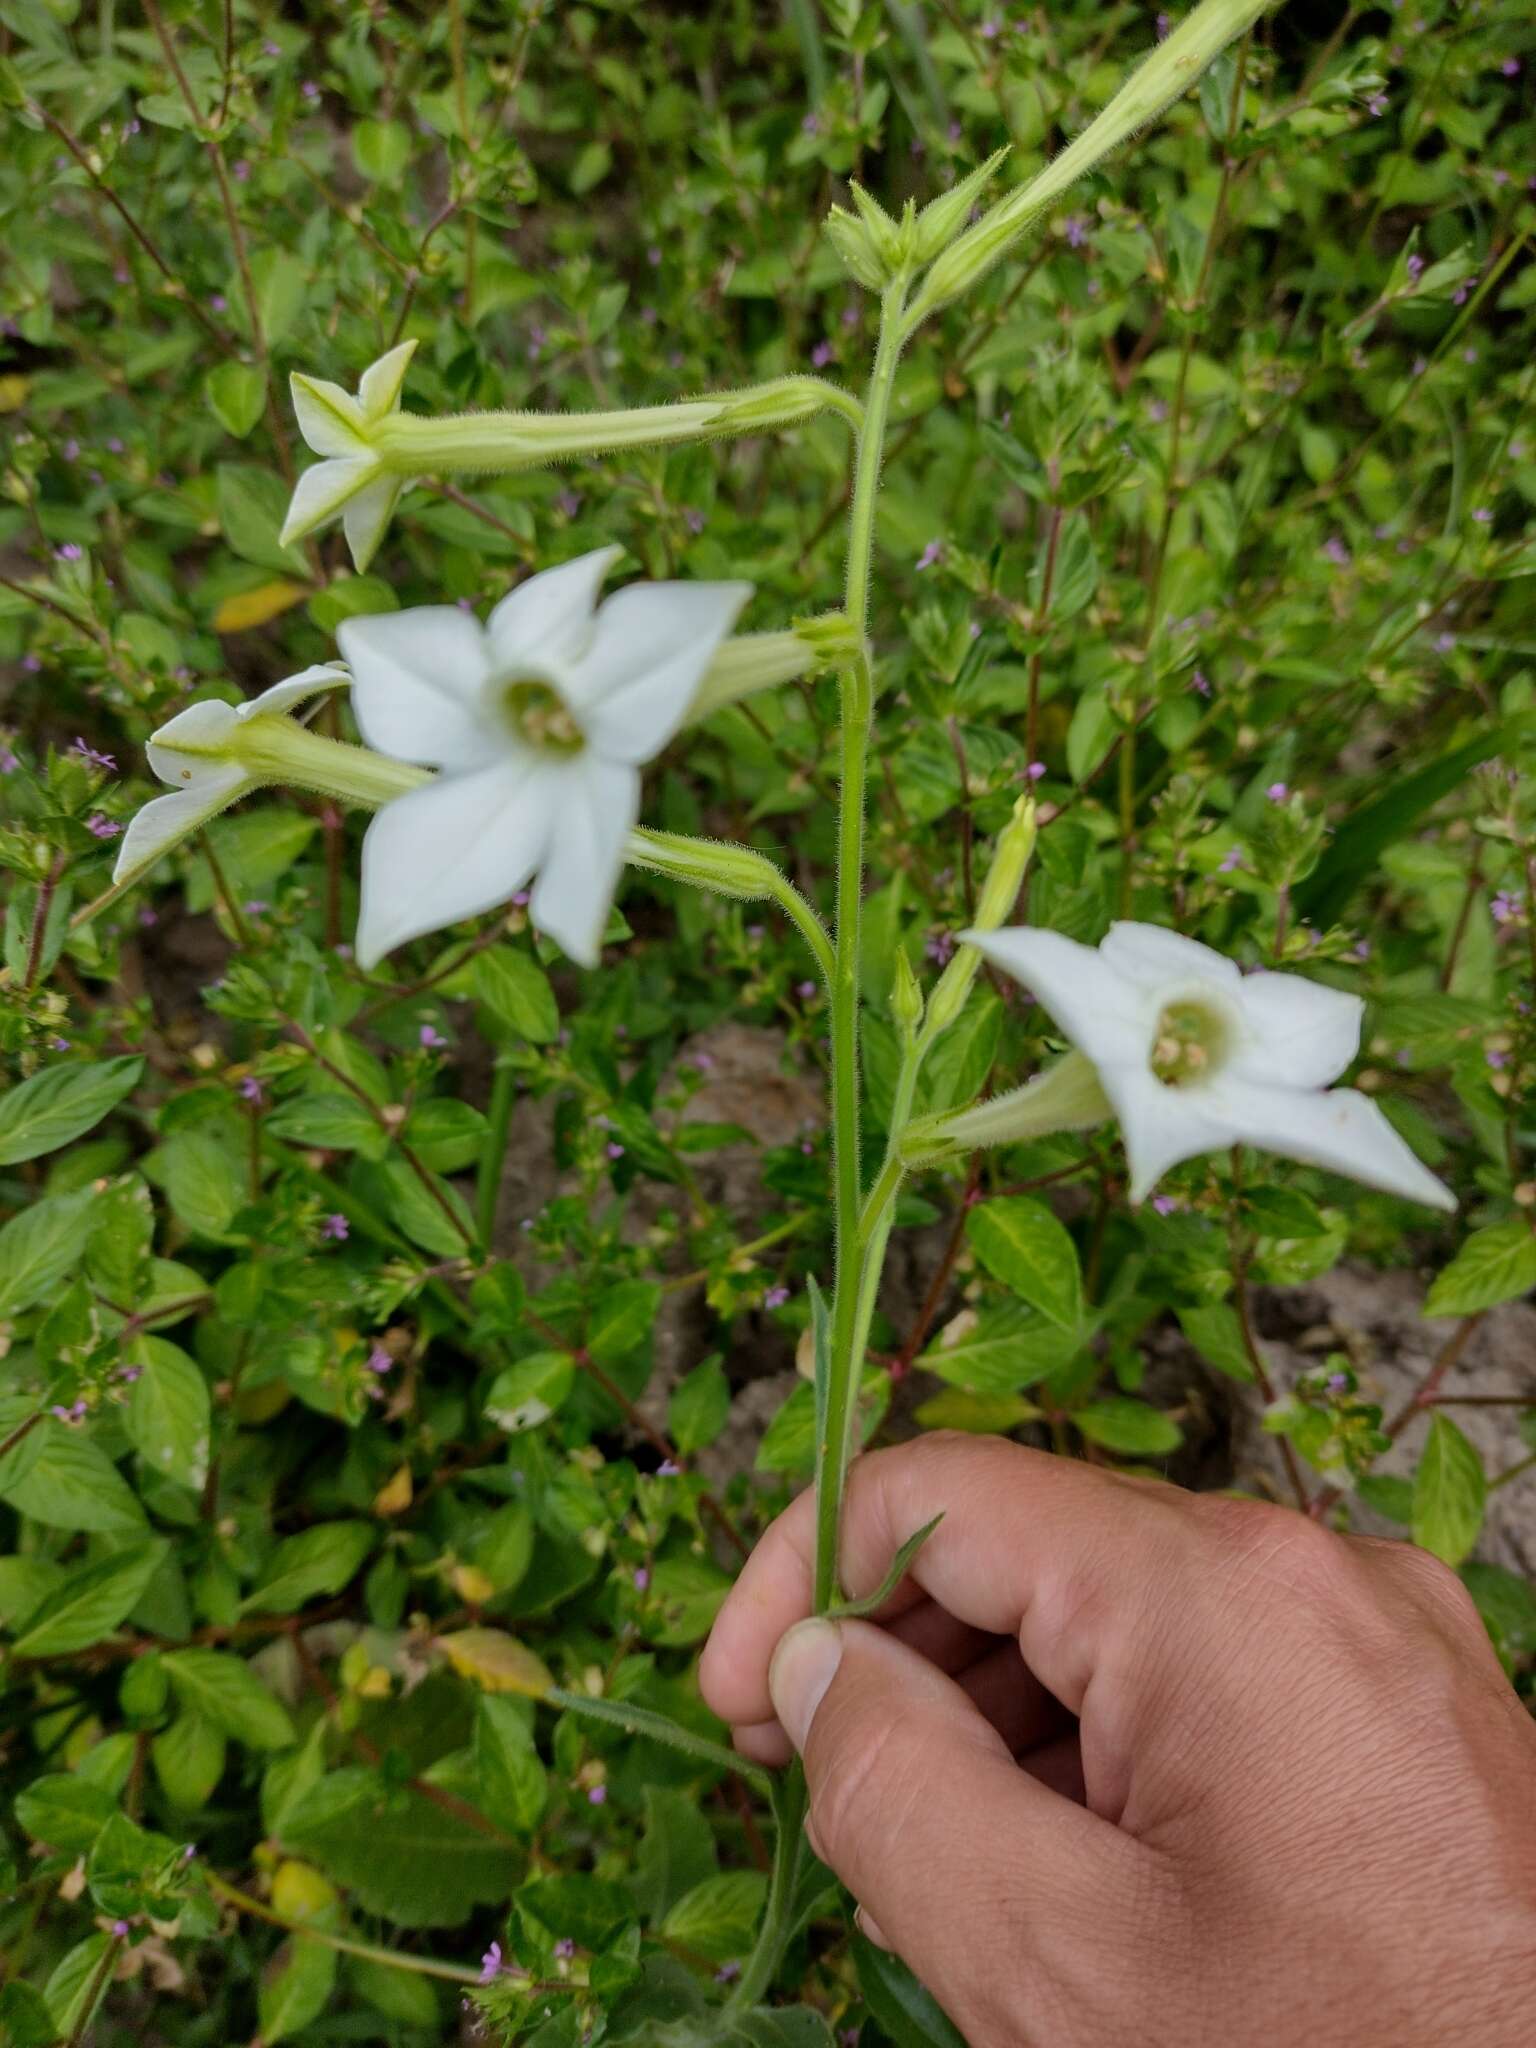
left=341, top=546, right=751, bottom=970
left=113, top=666, right=350, bottom=889
left=965, top=922, right=1454, bottom=1210
left=281, top=340, right=417, bottom=570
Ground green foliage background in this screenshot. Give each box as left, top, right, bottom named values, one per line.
left=0, top=0, right=1534, bottom=2042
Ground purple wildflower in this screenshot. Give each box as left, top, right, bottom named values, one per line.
left=1405, top=253, right=1424, bottom=283
left=321, top=1213, right=349, bottom=1241
left=239, top=1075, right=263, bottom=1104
left=1490, top=891, right=1522, bottom=925
left=1487, top=1049, right=1509, bottom=1070
left=656, top=1459, right=681, bottom=1478
left=1502, top=57, right=1521, bottom=76
left=111, top=1920, right=130, bottom=1937
left=797, top=979, right=817, bottom=1000
left=633, top=1566, right=650, bottom=1591
left=1265, top=782, right=1289, bottom=803
left=1322, top=535, right=1350, bottom=568
left=1190, top=670, right=1212, bottom=697
left=925, top=930, right=956, bottom=966
left=50, top=1036, right=71, bottom=1051
left=587, top=1783, right=608, bottom=1806
left=606, top=1141, right=626, bottom=1160
left=419, top=1023, right=448, bottom=1049
left=554, top=1938, right=576, bottom=1960
left=1434, top=631, right=1457, bottom=653
left=1326, top=1371, right=1350, bottom=1394
left=116, top=1363, right=142, bottom=1384
left=56, top=542, right=83, bottom=562
left=1219, top=849, right=1244, bottom=873
left=811, top=340, right=835, bottom=368
left=765, top=1285, right=790, bottom=1309
left=916, top=539, right=943, bottom=570
left=69, top=737, right=114, bottom=771
left=479, top=1943, right=505, bottom=1984
left=715, top=1961, right=743, bottom=1984
left=682, top=506, right=705, bottom=535
left=555, top=489, right=582, bottom=518
left=1025, top=760, right=1047, bottom=783
left=1064, top=215, right=1087, bottom=248
left=366, top=1347, right=393, bottom=1375
left=1151, top=1195, right=1180, bottom=1216
left=86, top=814, right=121, bottom=839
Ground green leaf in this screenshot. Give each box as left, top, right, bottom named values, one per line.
left=0, top=1407, right=146, bottom=1533
left=279, top=1765, right=518, bottom=1927
left=248, top=248, right=308, bottom=348
left=205, top=361, right=267, bottom=439
left=44, top=1934, right=113, bottom=2039
left=831, top=1516, right=942, bottom=1619
left=588, top=1280, right=662, bottom=1364
left=474, top=1695, right=547, bottom=1832
left=155, top=1127, right=247, bottom=1242
left=124, top=1337, right=211, bottom=1493
left=162, top=1648, right=297, bottom=1749
left=13, top=1774, right=118, bottom=1854
left=473, top=946, right=560, bottom=1042
left=1460, top=1562, right=1536, bottom=1665
left=646, top=1553, right=733, bottom=1647
left=920, top=1299, right=1083, bottom=1393
left=1176, top=1303, right=1254, bottom=1382
left=911, top=1387, right=1043, bottom=1432
left=853, top=1933, right=967, bottom=2048
left=668, top=1355, right=730, bottom=1454
left=267, top=1090, right=386, bottom=1157
left=259, top=1934, right=337, bottom=2044
left=1411, top=1414, right=1485, bottom=1567
left=243, top=1522, right=375, bottom=1614
left=0, top=1189, right=94, bottom=1316
left=756, top=1367, right=889, bottom=1476
left=152, top=1712, right=227, bottom=1810
left=373, top=1153, right=476, bottom=1257
left=660, top=1870, right=767, bottom=1962
left=0, top=1056, right=142, bottom=1165
left=1423, top=1221, right=1536, bottom=1318
left=217, top=462, right=307, bottom=574
left=352, top=116, right=412, bottom=181
left=0, top=1979, right=57, bottom=2048
left=633, top=1786, right=716, bottom=1923
left=403, top=1097, right=488, bottom=1171
left=1074, top=1398, right=1182, bottom=1456
left=484, top=1351, right=575, bottom=1432
left=9, top=1541, right=168, bottom=1658
left=965, top=1198, right=1083, bottom=1332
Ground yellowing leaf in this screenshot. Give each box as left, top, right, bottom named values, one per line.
left=435, top=1628, right=552, bottom=1698
left=372, top=1464, right=413, bottom=1517
left=213, top=580, right=310, bottom=634
left=0, top=375, right=29, bottom=413
left=271, top=1860, right=340, bottom=1924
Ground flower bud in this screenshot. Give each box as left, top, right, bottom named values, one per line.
left=626, top=828, right=787, bottom=902
left=974, top=794, right=1038, bottom=932
left=902, top=1052, right=1112, bottom=1166
left=891, top=949, right=924, bottom=1036
left=911, top=148, right=1010, bottom=266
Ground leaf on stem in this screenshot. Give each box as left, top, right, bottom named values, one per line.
left=828, top=1515, right=943, bottom=1620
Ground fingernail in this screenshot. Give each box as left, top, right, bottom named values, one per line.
left=768, top=1617, right=842, bottom=1750
left=855, top=1904, right=891, bottom=1950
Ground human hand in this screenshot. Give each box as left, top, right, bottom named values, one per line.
left=699, top=1434, right=1536, bottom=2047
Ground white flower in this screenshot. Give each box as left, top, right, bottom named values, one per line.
left=281, top=340, right=417, bottom=569
left=113, top=666, right=351, bottom=889
left=964, top=921, right=1455, bottom=1211
left=340, top=547, right=751, bottom=971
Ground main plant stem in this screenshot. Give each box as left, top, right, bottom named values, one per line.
left=815, top=282, right=906, bottom=1614
left=731, top=284, right=907, bottom=2016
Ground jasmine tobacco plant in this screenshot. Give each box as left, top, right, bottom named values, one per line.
left=3, top=0, right=1534, bottom=2041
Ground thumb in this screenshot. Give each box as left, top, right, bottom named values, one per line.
left=769, top=1617, right=1152, bottom=2039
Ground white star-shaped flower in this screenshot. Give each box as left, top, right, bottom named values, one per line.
left=966, top=921, right=1454, bottom=1211
left=281, top=340, right=417, bottom=570
left=113, top=666, right=350, bottom=889
left=340, top=547, right=751, bottom=971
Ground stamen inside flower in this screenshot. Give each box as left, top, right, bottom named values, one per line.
left=502, top=679, right=585, bottom=756
left=1149, top=996, right=1232, bottom=1088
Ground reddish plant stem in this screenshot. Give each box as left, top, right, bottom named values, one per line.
left=892, top=1155, right=982, bottom=1379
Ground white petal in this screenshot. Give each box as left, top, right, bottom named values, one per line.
left=338, top=608, right=498, bottom=771
left=289, top=374, right=369, bottom=458
left=240, top=665, right=352, bottom=722
left=358, top=339, right=418, bottom=419
left=572, top=579, right=755, bottom=764
left=146, top=700, right=242, bottom=789
left=1100, top=921, right=1242, bottom=993
left=355, top=759, right=556, bottom=970
left=964, top=927, right=1149, bottom=1068
left=486, top=547, right=623, bottom=675
left=1207, top=1079, right=1456, bottom=1212
left=1095, top=1062, right=1236, bottom=1203
left=342, top=474, right=405, bottom=573
left=1231, top=973, right=1363, bottom=1089
left=112, top=774, right=247, bottom=886
left=280, top=455, right=378, bottom=545
left=528, top=756, right=638, bottom=967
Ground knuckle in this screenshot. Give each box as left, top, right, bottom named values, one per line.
left=1378, top=1537, right=1483, bottom=1634
left=806, top=1700, right=913, bottom=1869
left=1196, top=1496, right=1362, bottom=1607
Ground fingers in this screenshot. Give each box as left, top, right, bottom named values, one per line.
left=703, top=1434, right=1195, bottom=1743
left=768, top=1614, right=1163, bottom=2040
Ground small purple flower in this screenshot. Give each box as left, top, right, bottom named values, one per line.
left=916, top=539, right=943, bottom=570
left=765, top=1285, right=790, bottom=1309
left=811, top=340, right=835, bottom=368
left=56, top=542, right=84, bottom=562
left=1219, top=849, right=1244, bottom=873
left=1405, top=252, right=1424, bottom=283
left=1190, top=670, right=1212, bottom=697
left=262, top=38, right=281, bottom=56
left=554, top=1938, right=576, bottom=1960
left=555, top=489, right=582, bottom=518
left=587, top=1783, right=608, bottom=1806
left=1490, top=891, right=1522, bottom=925
left=182, top=1843, right=198, bottom=1862
left=321, top=1213, right=349, bottom=1241
left=366, top=1347, right=393, bottom=1375
left=1025, top=760, right=1047, bottom=783
left=1487, top=1049, right=1509, bottom=1070
left=647, top=246, right=662, bottom=266
left=715, top=1961, right=743, bottom=1984
left=512, top=888, right=531, bottom=908
left=61, top=438, right=80, bottom=461
left=1365, top=92, right=1389, bottom=117
left=0, top=747, right=18, bottom=772
left=1502, top=57, right=1521, bottom=77
left=605, top=1140, right=625, bottom=1160
left=116, top=1363, right=142, bottom=1384
left=1351, top=939, right=1371, bottom=961
left=656, top=1459, right=681, bottom=1478
left=633, top=1566, right=650, bottom=1591
left=1265, top=782, right=1289, bottom=803
left=419, top=1023, right=448, bottom=1049
left=1151, top=1195, right=1180, bottom=1216
left=111, top=1920, right=130, bottom=1938
left=239, top=1075, right=263, bottom=1104
left=682, top=506, right=705, bottom=536
left=243, top=899, right=268, bottom=916
left=50, top=1036, right=71, bottom=1051
left=800, top=1138, right=815, bottom=1155
left=301, top=79, right=320, bottom=100
left=1156, top=12, right=1171, bottom=37
left=479, top=1943, right=505, bottom=1984
left=1462, top=346, right=1478, bottom=364
left=1322, top=535, right=1350, bottom=568
left=797, top=979, right=817, bottom=1000
left=1064, top=215, right=1087, bottom=249
left=233, top=158, right=250, bottom=181
left=801, top=111, right=820, bottom=135
left=691, top=1050, right=716, bottom=1072
left=841, top=304, right=859, bottom=330
left=925, top=930, right=956, bottom=966
left=1434, top=631, right=1457, bottom=654
left=210, top=293, right=227, bottom=313
left=1472, top=507, right=1493, bottom=524
left=1326, top=1371, right=1350, bottom=1394
left=86, top=814, right=121, bottom=839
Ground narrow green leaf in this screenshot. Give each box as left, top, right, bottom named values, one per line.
left=830, top=1515, right=943, bottom=1619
